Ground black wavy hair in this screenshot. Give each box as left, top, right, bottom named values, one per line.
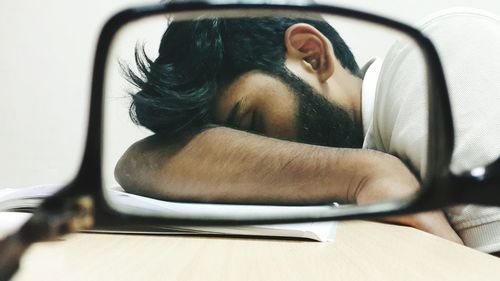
left=125, top=15, right=359, bottom=135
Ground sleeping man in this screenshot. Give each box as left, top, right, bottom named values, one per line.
left=115, top=10, right=500, bottom=253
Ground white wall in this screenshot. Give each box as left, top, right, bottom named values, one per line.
left=1, top=0, right=499, bottom=189
left=0, top=0, right=148, bottom=188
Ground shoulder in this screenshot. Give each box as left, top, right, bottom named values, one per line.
left=417, top=7, right=500, bottom=30
left=417, top=8, right=500, bottom=48
left=368, top=8, right=500, bottom=177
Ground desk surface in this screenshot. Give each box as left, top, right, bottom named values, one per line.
left=8, top=220, right=500, bottom=281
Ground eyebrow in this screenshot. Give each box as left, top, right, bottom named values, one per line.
left=226, top=100, right=242, bottom=126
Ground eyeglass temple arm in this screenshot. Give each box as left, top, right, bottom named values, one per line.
left=450, top=157, right=500, bottom=206
left=0, top=196, right=93, bottom=281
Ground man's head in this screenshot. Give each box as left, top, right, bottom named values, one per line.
left=127, top=15, right=364, bottom=148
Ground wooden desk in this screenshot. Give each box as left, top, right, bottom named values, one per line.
left=9, top=220, right=500, bottom=280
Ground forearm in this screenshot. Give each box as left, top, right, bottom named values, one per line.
left=115, top=126, right=390, bottom=205
left=115, top=127, right=462, bottom=243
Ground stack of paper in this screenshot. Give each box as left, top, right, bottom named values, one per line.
left=0, top=185, right=337, bottom=242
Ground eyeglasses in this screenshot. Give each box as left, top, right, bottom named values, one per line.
left=1, top=1, right=500, bottom=278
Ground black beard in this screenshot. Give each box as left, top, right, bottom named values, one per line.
left=274, top=69, right=364, bottom=148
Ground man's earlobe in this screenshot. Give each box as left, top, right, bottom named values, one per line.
left=284, top=23, right=335, bottom=82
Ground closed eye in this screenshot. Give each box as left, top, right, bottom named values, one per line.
left=238, top=109, right=253, bottom=131
left=226, top=100, right=242, bottom=127
left=226, top=97, right=255, bottom=131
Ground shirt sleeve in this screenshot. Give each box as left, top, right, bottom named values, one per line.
left=369, top=8, right=500, bottom=252
left=422, top=9, right=500, bottom=253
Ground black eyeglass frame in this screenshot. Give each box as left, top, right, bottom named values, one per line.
left=43, top=0, right=500, bottom=229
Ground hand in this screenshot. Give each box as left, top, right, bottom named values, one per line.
left=355, top=154, right=463, bottom=245
left=381, top=211, right=464, bottom=245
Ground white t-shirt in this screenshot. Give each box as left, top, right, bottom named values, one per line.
left=362, top=8, right=500, bottom=253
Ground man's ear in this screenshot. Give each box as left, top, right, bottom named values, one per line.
left=284, top=23, right=335, bottom=82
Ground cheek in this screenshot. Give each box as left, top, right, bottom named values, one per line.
left=256, top=81, right=299, bottom=140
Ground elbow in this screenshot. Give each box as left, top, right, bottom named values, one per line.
left=114, top=143, right=147, bottom=195
left=113, top=138, right=176, bottom=200
left=114, top=148, right=135, bottom=194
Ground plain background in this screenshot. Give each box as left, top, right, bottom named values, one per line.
left=1, top=0, right=500, bottom=190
